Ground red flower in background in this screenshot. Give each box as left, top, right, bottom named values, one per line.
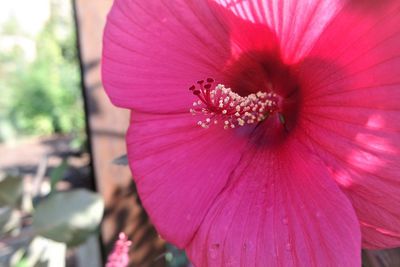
left=102, top=0, right=400, bottom=266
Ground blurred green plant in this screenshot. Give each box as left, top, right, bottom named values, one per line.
left=32, top=189, right=103, bottom=247
left=0, top=171, right=104, bottom=267
left=0, top=5, right=84, bottom=142
left=0, top=175, right=23, bottom=207
left=165, top=244, right=190, bottom=267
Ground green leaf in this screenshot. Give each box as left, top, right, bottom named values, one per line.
left=13, top=258, right=29, bottom=267
left=49, top=160, right=68, bottom=191
left=0, top=174, right=23, bottom=206
left=112, top=154, right=128, bottom=166
left=0, top=207, right=20, bottom=234
left=32, top=189, right=104, bottom=247
left=10, top=248, right=28, bottom=267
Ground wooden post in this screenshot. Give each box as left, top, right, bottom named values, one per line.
left=72, top=1, right=166, bottom=266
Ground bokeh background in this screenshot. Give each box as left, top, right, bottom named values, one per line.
left=0, top=0, right=180, bottom=266
left=0, top=0, right=398, bottom=266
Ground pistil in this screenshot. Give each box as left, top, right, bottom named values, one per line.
left=189, top=78, right=280, bottom=129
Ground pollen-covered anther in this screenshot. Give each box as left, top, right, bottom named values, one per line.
left=189, top=78, right=280, bottom=129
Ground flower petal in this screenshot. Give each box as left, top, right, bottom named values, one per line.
left=102, top=0, right=232, bottom=112
left=186, top=137, right=361, bottom=267
left=212, top=0, right=344, bottom=63
left=102, top=0, right=346, bottom=112
left=298, top=112, right=400, bottom=248
left=126, top=111, right=251, bottom=247
left=300, top=0, right=400, bottom=248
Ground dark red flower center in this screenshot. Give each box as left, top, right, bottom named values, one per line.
left=190, top=51, right=301, bottom=134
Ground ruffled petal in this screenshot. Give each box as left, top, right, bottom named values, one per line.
left=186, top=137, right=361, bottom=267
left=299, top=0, right=400, bottom=248
left=212, top=0, right=345, bottom=63
left=126, top=111, right=252, bottom=247
left=102, top=0, right=346, bottom=112
left=102, top=0, right=232, bottom=112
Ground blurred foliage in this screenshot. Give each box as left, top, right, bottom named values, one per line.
left=32, top=189, right=104, bottom=247
left=49, top=159, right=68, bottom=191
left=0, top=172, right=104, bottom=267
left=165, top=244, right=190, bottom=267
left=0, top=3, right=84, bottom=143
left=112, top=154, right=129, bottom=166
left=0, top=174, right=23, bottom=207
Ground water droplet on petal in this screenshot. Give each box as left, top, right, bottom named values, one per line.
left=282, top=217, right=288, bottom=225
left=286, top=243, right=292, bottom=251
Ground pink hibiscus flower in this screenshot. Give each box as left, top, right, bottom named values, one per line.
left=102, top=0, right=400, bottom=266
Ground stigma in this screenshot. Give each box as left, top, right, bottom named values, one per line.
left=189, top=78, right=280, bottom=129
